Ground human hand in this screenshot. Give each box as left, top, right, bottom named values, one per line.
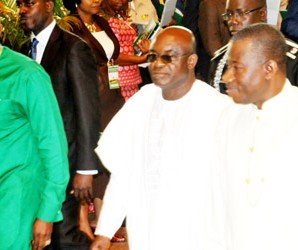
left=138, top=39, right=151, bottom=54
left=130, top=23, right=139, bottom=33
left=90, top=235, right=111, bottom=250
left=31, top=219, right=53, bottom=250
left=71, top=174, right=93, bottom=204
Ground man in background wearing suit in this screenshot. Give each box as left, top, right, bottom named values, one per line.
left=18, top=0, right=102, bottom=249
left=208, top=0, right=298, bottom=92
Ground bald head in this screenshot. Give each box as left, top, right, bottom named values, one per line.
left=151, top=26, right=197, bottom=55
left=227, top=0, right=266, bottom=8
left=148, top=26, right=198, bottom=100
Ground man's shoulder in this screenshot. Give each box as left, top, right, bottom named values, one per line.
left=2, top=46, right=43, bottom=71
left=1, top=46, right=50, bottom=89
left=134, top=84, right=159, bottom=99
left=192, top=80, right=231, bottom=103
left=54, top=24, right=89, bottom=46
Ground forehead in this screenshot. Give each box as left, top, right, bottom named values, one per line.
left=228, top=39, right=256, bottom=63
left=152, top=32, right=186, bottom=53
left=17, top=0, right=47, bottom=3
left=227, top=0, right=258, bottom=10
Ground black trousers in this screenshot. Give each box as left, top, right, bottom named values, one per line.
left=45, top=194, right=91, bottom=250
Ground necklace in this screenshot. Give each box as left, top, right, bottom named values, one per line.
left=84, top=22, right=97, bottom=33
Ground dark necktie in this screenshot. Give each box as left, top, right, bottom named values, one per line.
left=29, top=38, right=39, bottom=60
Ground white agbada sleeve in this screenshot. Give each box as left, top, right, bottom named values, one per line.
left=203, top=108, right=228, bottom=250
left=94, top=100, right=134, bottom=238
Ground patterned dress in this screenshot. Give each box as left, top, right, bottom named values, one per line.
left=108, top=17, right=142, bottom=100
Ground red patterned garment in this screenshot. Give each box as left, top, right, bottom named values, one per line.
left=108, top=17, right=142, bottom=100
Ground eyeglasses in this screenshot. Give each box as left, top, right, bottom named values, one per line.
left=222, top=6, right=264, bottom=21
left=146, top=53, right=190, bottom=64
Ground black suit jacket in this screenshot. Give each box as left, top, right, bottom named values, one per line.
left=20, top=24, right=102, bottom=177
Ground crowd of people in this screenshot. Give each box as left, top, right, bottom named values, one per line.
left=1, top=0, right=298, bottom=249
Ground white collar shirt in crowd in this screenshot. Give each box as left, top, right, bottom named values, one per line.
left=214, top=79, right=298, bottom=250
left=94, top=80, right=231, bottom=250
left=31, top=20, right=56, bottom=64
left=92, top=31, right=114, bottom=60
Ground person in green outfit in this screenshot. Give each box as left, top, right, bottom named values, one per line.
left=0, top=44, right=69, bottom=250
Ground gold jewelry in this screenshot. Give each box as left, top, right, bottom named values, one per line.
left=84, top=22, right=97, bottom=33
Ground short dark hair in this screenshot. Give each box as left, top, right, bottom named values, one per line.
left=232, top=23, right=287, bottom=74
left=63, top=0, right=80, bottom=12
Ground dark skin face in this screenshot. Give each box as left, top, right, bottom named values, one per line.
left=148, top=27, right=198, bottom=100
left=77, top=0, right=102, bottom=18
left=17, top=0, right=54, bottom=35
left=223, top=39, right=282, bottom=109
left=77, top=0, right=102, bottom=25
left=226, top=0, right=267, bottom=36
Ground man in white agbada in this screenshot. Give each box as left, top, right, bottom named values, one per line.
left=214, top=23, right=298, bottom=250
left=90, top=26, right=231, bottom=250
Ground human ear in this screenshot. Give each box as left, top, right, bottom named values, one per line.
left=263, top=60, right=277, bottom=80
left=45, top=0, right=54, bottom=12
left=259, top=7, right=267, bottom=22
left=187, top=54, right=198, bottom=69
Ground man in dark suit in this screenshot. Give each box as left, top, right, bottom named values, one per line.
left=208, top=0, right=298, bottom=93
left=18, top=0, right=101, bottom=249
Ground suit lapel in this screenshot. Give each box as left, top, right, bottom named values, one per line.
left=74, top=14, right=110, bottom=61
left=41, top=24, right=62, bottom=71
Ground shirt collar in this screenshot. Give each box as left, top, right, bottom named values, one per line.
left=255, top=79, right=291, bottom=112
left=31, top=19, right=56, bottom=46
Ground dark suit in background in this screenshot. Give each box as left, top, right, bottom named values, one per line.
left=198, top=0, right=230, bottom=57
left=20, top=23, right=101, bottom=250
left=183, top=0, right=210, bottom=81
left=281, top=0, right=298, bottom=43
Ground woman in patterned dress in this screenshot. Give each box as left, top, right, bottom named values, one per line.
left=99, top=0, right=150, bottom=100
